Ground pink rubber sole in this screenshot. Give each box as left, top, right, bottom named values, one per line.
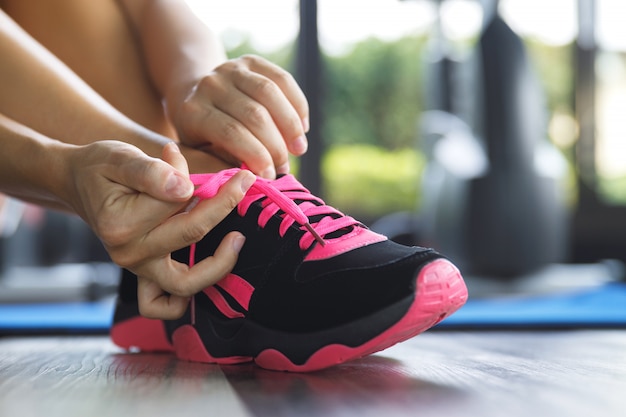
left=170, top=258, right=468, bottom=372
left=110, top=316, right=174, bottom=353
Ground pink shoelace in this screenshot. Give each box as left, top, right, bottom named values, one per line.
left=188, top=168, right=359, bottom=261
left=186, top=168, right=359, bottom=324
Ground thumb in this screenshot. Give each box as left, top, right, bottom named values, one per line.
left=161, top=142, right=190, bottom=176
left=159, top=142, right=194, bottom=201
left=113, top=142, right=193, bottom=202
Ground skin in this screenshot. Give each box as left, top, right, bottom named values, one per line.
left=0, top=116, right=256, bottom=318
left=0, top=0, right=310, bottom=319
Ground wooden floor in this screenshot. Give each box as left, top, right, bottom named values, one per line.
left=1, top=331, right=624, bottom=417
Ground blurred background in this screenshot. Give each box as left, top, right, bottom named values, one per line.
left=1, top=0, right=625, bottom=329
left=185, top=0, right=626, bottom=285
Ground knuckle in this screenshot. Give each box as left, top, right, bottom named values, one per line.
left=246, top=146, right=270, bottom=166
left=275, top=68, right=295, bottom=86
left=137, top=303, right=154, bottom=318
left=251, top=77, right=276, bottom=97
left=167, top=304, right=188, bottom=320
left=94, top=221, right=141, bottom=268
left=167, top=279, right=194, bottom=298
left=220, top=120, right=245, bottom=143
left=239, top=54, right=258, bottom=65
left=218, top=59, right=239, bottom=72
left=283, top=116, right=303, bottom=137
left=98, top=141, right=125, bottom=161
left=221, top=190, right=244, bottom=212
left=220, top=59, right=246, bottom=79
left=109, top=251, right=139, bottom=270
left=273, top=148, right=289, bottom=167
left=242, top=103, right=269, bottom=127
left=107, top=242, right=141, bottom=269
left=196, top=74, right=221, bottom=93
left=181, top=221, right=211, bottom=246
left=95, top=218, right=132, bottom=248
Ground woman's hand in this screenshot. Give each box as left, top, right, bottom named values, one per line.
left=170, top=55, right=309, bottom=179
left=66, top=140, right=255, bottom=319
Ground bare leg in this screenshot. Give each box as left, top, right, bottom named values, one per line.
left=0, top=1, right=230, bottom=173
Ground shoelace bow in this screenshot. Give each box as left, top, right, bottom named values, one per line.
left=188, top=168, right=359, bottom=260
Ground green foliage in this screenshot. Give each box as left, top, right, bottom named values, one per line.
left=226, top=35, right=429, bottom=151
left=221, top=30, right=579, bottom=216
left=524, top=40, right=575, bottom=114
left=599, top=176, right=626, bottom=205
left=321, top=145, right=425, bottom=220
left=323, top=36, right=428, bottom=150
left=223, top=34, right=430, bottom=218
left=522, top=40, right=578, bottom=202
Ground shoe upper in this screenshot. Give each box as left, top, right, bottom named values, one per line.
left=174, top=169, right=442, bottom=334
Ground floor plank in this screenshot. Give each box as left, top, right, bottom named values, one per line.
left=221, top=331, right=626, bottom=417
left=0, top=337, right=250, bottom=417
left=0, top=331, right=624, bottom=417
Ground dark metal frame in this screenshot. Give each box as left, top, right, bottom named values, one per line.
left=572, top=0, right=626, bottom=264
left=295, top=0, right=323, bottom=197
left=295, top=0, right=626, bottom=264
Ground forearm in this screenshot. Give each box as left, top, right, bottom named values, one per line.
left=0, top=113, right=73, bottom=212
left=118, top=0, right=227, bottom=120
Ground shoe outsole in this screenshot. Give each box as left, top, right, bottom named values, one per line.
left=110, top=314, right=174, bottom=353
left=165, top=258, right=467, bottom=372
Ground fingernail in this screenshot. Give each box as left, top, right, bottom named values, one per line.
left=259, top=166, right=276, bottom=180
left=292, top=135, right=308, bottom=155
left=240, top=172, right=256, bottom=193
left=165, top=173, right=192, bottom=199
left=166, top=141, right=181, bottom=153
left=277, top=161, right=290, bottom=175
left=232, top=234, right=246, bottom=253
left=302, top=117, right=310, bottom=132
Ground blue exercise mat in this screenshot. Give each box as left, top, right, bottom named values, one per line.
left=437, top=282, right=626, bottom=329
left=0, top=283, right=625, bottom=333
left=0, top=298, right=114, bottom=333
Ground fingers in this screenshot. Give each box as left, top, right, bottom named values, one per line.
left=136, top=231, right=246, bottom=319
left=178, top=56, right=309, bottom=179
left=132, top=170, right=256, bottom=320
left=137, top=276, right=190, bottom=320
left=107, top=141, right=194, bottom=202
left=225, top=71, right=306, bottom=158
left=161, top=141, right=190, bottom=177
left=109, top=169, right=253, bottom=269
left=236, top=56, right=310, bottom=154
left=242, top=55, right=310, bottom=131
left=131, top=170, right=255, bottom=261
left=73, top=141, right=255, bottom=321
left=186, top=97, right=280, bottom=178
left=94, top=142, right=195, bottom=245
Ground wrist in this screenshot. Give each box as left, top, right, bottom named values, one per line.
left=0, top=113, right=77, bottom=211
left=163, top=77, right=199, bottom=131
left=44, top=140, right=80, bottom=212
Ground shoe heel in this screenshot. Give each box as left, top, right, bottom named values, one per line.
left=111, top=316, right=174, bottom=352
left=172, top=324, right=252, bottom=365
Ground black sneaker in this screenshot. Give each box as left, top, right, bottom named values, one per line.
left=111, top=168, right=467, bottom=372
